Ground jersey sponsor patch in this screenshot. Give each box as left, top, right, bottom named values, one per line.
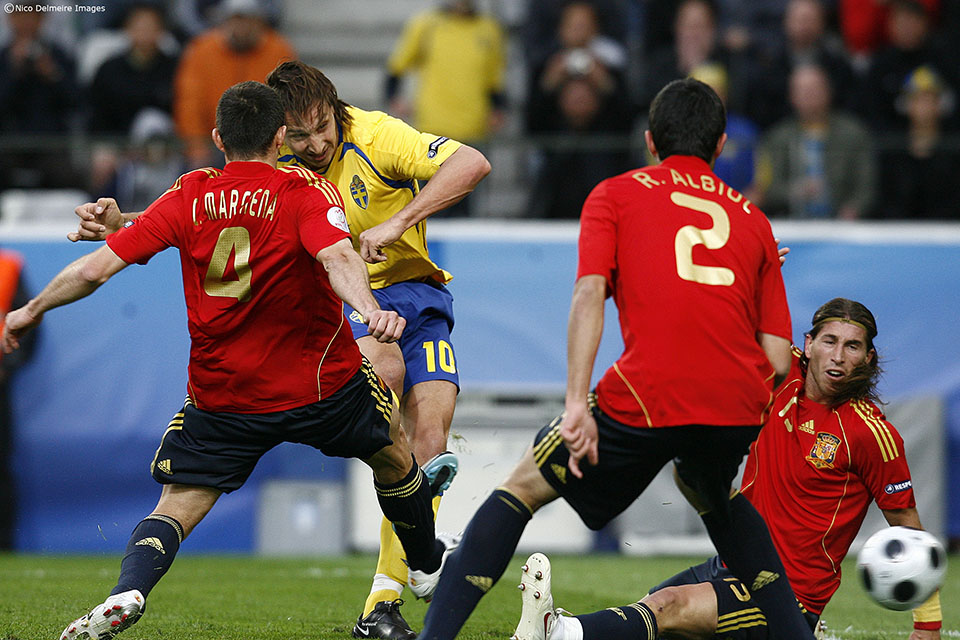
left=427, top=136, right=449, bottom=158
left=884, top=479, right=913, bottom=494
left=349, top=174, right=369, bottom=209
left=123, top=219, right=136, bottom=228
left=326, top=206, right=349, bottom=232
left=806, top=432, right=841, bottom=469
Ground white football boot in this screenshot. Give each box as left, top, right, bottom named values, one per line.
left=512, top=553, right=559, bottom=640
left=407, top=532, right=460, bottom=602
left=60, top=589, right=145, bottom=640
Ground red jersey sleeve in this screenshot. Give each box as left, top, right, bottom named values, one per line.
left=755, top=222, right=792, bottom=340
left=577, top=180, right=617, bottom=291
left=293, top=179, right=352, bottom=258
left=105, top=187, right=182, bottom=265
left=849, top=401, right=916, bottom=510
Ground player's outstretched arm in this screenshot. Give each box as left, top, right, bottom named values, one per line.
left=560, top=274, right=606, bottom=478
left=2, top=245, right=128, bottom=353
left=358, top=145, right=491, bottom=263
left=317, top=238, right=405, bottom=343
left=68, top=198, right=142, bottom=242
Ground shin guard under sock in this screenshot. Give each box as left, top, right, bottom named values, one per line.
left=111, top=514, right=183, bottom=597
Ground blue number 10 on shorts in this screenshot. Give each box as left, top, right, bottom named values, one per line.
left=342, top=280, right=459, bottom=395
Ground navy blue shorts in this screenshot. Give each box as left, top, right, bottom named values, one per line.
left=649, top=556, right=819, bottom=639
left=343, top=280, right=458, bottom=395
left=149, top=358, right=395, bottom=493
left=533, top=399, right=761, bottom=530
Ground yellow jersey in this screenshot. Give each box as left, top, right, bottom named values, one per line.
left=279, top=106, right=459, bottom=289
left=387, top=9, right=505, bottom=142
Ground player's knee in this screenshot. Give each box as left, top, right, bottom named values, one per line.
left=501, top=452, right=557, bottom=512
left=642, top=586, right=691, bottom=632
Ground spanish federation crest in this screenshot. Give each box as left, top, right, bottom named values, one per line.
left=806, top=432, right=842, bottom=469
left=350, top=174, right=369, bottom=209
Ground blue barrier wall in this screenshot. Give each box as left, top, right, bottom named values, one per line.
left=5, top=221, right=960, bottom=550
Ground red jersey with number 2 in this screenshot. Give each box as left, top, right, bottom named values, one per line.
left=578, top=155, right=791, bottom=427
left=106, top=161, right=359, bottom=413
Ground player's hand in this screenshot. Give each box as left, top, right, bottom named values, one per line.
left=774, top=237, right=790, bottom=265
left=359, top=219, right=405, bottom=264
left=1, top=306, right=41, bottom=354
left=559, top=404, right=599, bottom=479
left=909, top=629, right=940, bottom=640
left=69, top=198, right=123, bottom=242
left=364, top=309, right=406, bottom=343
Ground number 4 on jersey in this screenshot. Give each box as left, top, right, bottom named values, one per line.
left=204, top=227, right=253, bottom=301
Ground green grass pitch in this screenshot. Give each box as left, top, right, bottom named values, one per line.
left=0, top=552, right=955, bottom=639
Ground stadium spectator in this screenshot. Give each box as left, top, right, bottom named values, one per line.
left=418, top=78, right=815, bottom=640
left=523, top=1, right=632, bottom=219
left=87, top=3, right=179, bottom=136
left=513, top=298, right=944, bottom=640
left=103, top=109, right=189, bottom=213
left=838, top=0, right=938, bottom=64
left=3, top=80, right=451, bottom=640
left=859, top=0, right=958, bottom=133
left=523, top=0, right=628, bottom=74
left=0, top=7, right=78, bottom=189
left=639, top=0, right=752, bottom=117
left=70, top=60, right=489, bottom=640
left=714, top=0, right=790, bottom=59
left=525, top=1, right=630, bottom=135
left=876, top=66, right=960, bottom=220
left=526, top=75, right=632, bottom=219
left=755, top=63, right=876, bottom=219
left=173, top=0, right=295, bottom=167
left=386, top=0, right=506, bottom=146
left=385, top=0, right=504, bottom=217
left=689, top=62, right=758, bottom=194
left=0, top=247, right=36, bottom=550
left=748, top=0, right=857, bottom=129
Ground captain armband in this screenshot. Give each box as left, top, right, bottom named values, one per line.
left=912, top=589, right=941, bottom=630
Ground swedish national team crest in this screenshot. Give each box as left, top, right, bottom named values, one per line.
left=350, top=174, right=369, bottom=209
left=806, top=432, right=842, bottom=469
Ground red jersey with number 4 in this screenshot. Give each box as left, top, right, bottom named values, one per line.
left=106, top=161, right=359, bottom=413
left=578, top=155, right=791, bottom=427
left=740, top=349, right=916, bottom=614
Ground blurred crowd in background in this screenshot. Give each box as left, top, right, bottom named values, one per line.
left=1, top=0, right=959, bottom=220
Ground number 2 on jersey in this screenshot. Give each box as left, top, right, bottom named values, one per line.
left=204, top=227, right=252, bottom=301
left=672, top=191, right=735, bottom=286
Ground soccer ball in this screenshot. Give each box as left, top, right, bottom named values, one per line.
left=857, top=526, right=947, bottom=611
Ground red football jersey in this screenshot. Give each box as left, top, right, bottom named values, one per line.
left=578, top=155, right=791, bottom=427
left=106, top=161, right=360, bottom=413
left=741, top=350, right=916, bottom=614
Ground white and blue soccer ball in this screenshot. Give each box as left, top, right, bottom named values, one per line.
left=856, top=526, right=947, bottom=611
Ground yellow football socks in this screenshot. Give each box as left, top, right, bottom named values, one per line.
left=363, top=496, right=443, bottom=617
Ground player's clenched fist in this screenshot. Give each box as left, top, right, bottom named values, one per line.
left=364, top=309, right=405, bottom=343
left=359, top=218, right=404, bottom=264
left=69, top=197, right=124, bottom=242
